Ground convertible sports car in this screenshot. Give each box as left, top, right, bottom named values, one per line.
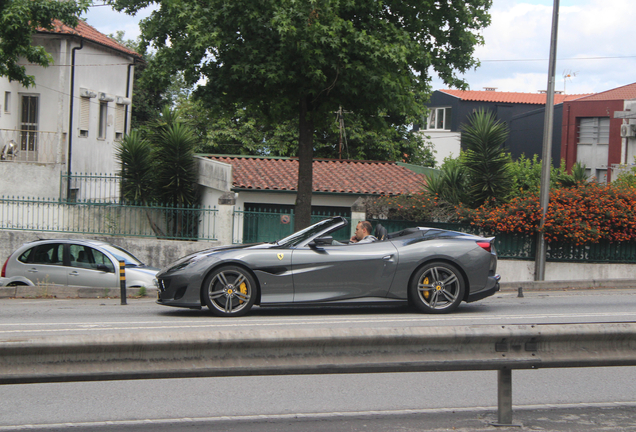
left=156, top=217, right=500, bottom=316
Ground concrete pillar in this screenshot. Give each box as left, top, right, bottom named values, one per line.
left=217, top=192, right=236, bottom=245
left=350, top=197, right=366, bottom=239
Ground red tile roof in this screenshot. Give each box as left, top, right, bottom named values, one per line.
left=38, top=20, right=141, bottom=59
left=206, top=156, right=426, bottom=195
left=575, top=82, right=636, bottom=101
left=439, top=89, right=590, bottom=105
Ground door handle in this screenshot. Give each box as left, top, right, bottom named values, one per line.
left=27, top=268, right=38, bottom=273
left=382, top=255, right=393, bottom=260
left=69, top=271, right=79, bottom=276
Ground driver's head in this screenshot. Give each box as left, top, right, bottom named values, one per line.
left=355, top=221, right=373, bottom=240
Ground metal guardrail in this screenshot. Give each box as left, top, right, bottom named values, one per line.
left=1, top=323, right=635, bottom=426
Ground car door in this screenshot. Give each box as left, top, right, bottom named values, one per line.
left=67, top=244, right=117, bottom=288
left=291, top=241, right=399, bottom=303
left=18, top=243, right=67, bottom=285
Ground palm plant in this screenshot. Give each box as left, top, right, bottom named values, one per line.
left=424, top=158, right=470, bottom=206
left=153, top=121, right=199, bottom=207
left=115, top=130, right=154, bottom=203
left=461, top=109, right=513, bottom=207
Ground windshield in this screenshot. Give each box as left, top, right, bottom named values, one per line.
left=277, top=217, right=346, bottom=247
left=99, top=244, right=145, bottom=266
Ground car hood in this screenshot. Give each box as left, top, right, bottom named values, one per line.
left=158, top=242, right=274, bottom=275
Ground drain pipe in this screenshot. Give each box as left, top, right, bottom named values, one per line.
left=67, top=38, right=84, bottom=200
left=124, top=62, right=134, bottom=133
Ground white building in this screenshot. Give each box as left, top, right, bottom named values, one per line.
left=0, top=20, right=141, bottom=200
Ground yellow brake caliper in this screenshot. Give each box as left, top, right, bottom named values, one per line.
left=239, top=282, right=247, bottom=304
left=423, top=277, right=430, bottom=299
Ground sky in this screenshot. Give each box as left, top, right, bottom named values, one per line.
left=84, top=0, right=636, bottom=96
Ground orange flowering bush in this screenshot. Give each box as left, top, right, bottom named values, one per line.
left=459, top=183, right=636, bottom=244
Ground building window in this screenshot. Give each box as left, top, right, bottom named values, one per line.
left=79, top=97, right=90, bottom=137
left=20, top=95, right=39, bottom=156
left=114, top=103, right=125, bottom=141
left=4, top=92, right=10, bottom=113
left=426, top=107, right=452, bottom=130
left=98, top=101, right=107, bottom=139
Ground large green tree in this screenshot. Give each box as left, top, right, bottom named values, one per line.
left=0, top=0, right=89, bottom=87
left=113, top=0, right=491, bottom=229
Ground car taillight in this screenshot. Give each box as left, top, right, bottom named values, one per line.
left=1, top=257, right=9, bottom=277
left=476, top=241, right=492, bottom=253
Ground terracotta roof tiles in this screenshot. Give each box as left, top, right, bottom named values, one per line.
left=207, top=156, right=425, bottom=195
left=38, top=20, right=141, bottom=59
left=439, top=89, right=590, bottom=105
left=575, top=82, right=636, bottom=101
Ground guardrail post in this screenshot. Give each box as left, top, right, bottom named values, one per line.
left=495, top=368, right=520, bottom=427
left=119, top=260, right=127, bottom=305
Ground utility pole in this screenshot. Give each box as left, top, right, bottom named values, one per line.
left=534, top=0, right=560, bottom=281
left=338, top=106, right=343, bottom=159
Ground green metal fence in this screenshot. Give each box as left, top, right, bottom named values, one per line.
left=0, top=196, right=217, bottom=241
left=370, top=219, right=636, bottom=263
left=233, top=208, right=351, bottom=244
left=60, top=172, right=121, bottom=202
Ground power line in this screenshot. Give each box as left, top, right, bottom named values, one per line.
left=481, top=55, right=636, bottom=63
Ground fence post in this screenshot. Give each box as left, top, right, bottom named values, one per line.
left=119, top=260, right=127, bottom=305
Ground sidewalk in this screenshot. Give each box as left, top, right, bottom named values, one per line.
left=2, top=279, right=636, bottom=299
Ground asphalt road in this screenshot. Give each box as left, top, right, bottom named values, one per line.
left=1, top=289, right=636, bottom=431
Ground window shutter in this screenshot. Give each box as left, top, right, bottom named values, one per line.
left=79, top=97, right=90, bottom=132
left=115, top=104, right=125, bottom=134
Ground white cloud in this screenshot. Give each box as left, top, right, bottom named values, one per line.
left=83, top=0, right=636, bottom=95
left=431, top=0, right=636, bottom=95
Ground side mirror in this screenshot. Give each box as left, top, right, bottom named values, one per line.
left=96, top=264, right=113, bottom=273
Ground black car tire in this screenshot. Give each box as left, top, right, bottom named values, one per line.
left=202, top=266, right=257, bottom=317
left=409, top=262, right=465, bottom=314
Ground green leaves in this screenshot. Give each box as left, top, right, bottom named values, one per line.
left=117, top=107, right=200, bottom=207
left=461, top=109, right=513, bottom=207
left=0, top=0, right=89, bottom=87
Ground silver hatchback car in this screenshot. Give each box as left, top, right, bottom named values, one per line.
left=1, top=239, right=158, bottom=289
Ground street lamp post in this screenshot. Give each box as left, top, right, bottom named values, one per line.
left=535, top=0, right=560, bottom=281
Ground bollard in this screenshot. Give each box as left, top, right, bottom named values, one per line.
left=119, top=260, right=127, bottom=305
left=518, top=287, right=524, bottom=298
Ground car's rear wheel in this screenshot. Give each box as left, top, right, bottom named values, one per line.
left=409, top=262, right=465, bottom=314
left=202, top=266, right=257, bottom=317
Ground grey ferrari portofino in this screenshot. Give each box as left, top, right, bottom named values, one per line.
left=157, top=217, right=500, bottom=316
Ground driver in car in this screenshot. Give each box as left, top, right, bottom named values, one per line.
left=350, top=221, right=378, bottom=244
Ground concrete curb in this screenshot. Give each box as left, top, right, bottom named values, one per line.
left=1, top=280, right=636, bottom=299
left=499, top=278, right=636, bottom=292
left=0, top=285, right=157, bottom=299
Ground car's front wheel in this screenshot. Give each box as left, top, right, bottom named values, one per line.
left=202, top=266, right=257, bottom=317
left=409, top=262, right=465, bottom=314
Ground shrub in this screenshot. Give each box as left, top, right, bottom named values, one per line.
left=459, top=182, right=636, bottom=244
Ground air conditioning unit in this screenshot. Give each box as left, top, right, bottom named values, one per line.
left=98, top=92, right=115, bottom=102
left=79, top=88, right=96, bottom=98
left=115, top=96, right=131, bottom=105
left=620, top=123, right=636, bottom=138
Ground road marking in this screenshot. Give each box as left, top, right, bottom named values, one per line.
left=1, top=401, right=635, bottom=430
left=1, top=311, right=636, bottom=335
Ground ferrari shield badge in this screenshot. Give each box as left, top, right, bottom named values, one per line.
left=277, top=253, right=284, bottom=260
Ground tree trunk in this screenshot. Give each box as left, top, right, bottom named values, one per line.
left=295, top=96, right=314, bottom=231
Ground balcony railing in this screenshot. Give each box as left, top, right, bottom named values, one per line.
left=0, top=129, right=63, bottom=164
